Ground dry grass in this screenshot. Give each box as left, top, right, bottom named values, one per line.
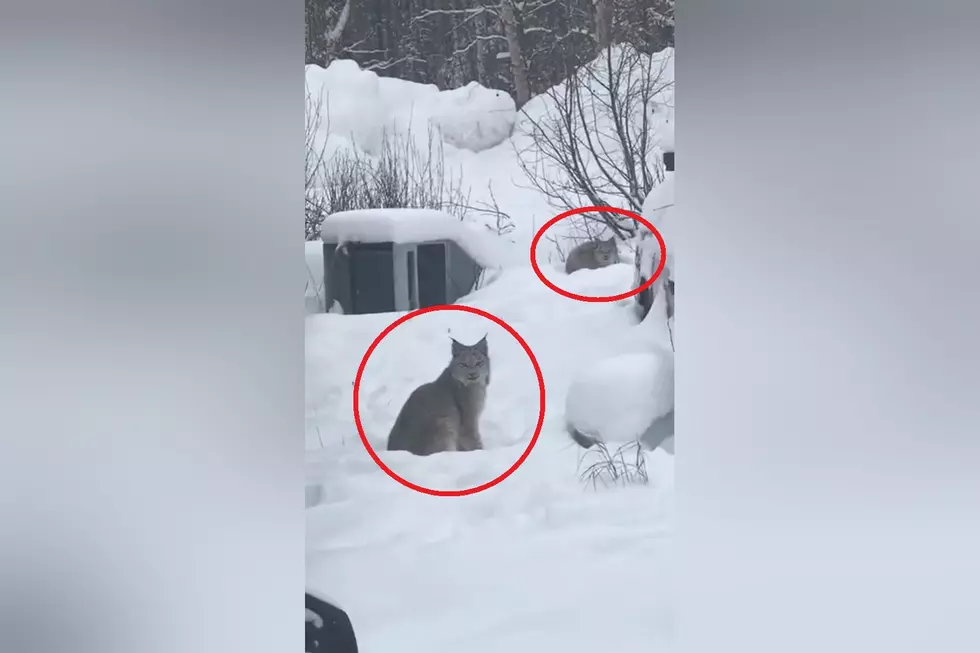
left=578, top=438, right=649, bottom=489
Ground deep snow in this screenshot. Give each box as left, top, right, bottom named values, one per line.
left=306, top=45, right=675, bottom=652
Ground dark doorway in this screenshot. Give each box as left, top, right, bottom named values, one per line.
left=416, top=243, right=447, bottom=308
left=348, top=243, right=394, bottom=314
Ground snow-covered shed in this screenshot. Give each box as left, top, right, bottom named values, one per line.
left=319, top=208, right=500, bottom=315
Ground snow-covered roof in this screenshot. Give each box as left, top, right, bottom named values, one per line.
left=319, top=208, right=503, bottom=269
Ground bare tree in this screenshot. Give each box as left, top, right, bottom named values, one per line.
left=515, top=44, right=673, bottom=239
left=305, top=85, right=329, bottom=240
left=305, top=88, right=478, bottom=240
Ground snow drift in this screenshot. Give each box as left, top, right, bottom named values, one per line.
left=306, top=60, right=517, bottom=156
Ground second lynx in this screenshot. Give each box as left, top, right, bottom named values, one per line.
left=565, top=237, right=620, bottom=274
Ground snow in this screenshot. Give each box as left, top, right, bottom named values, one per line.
left=429, top=81, right=517, bottom=153
left=306, top=264, right=673, bottom=651
left=639, top=167, right=675, bottom=280
left=319, top=208, right=509, bottom=269
left=306, top=240, right=325, bottom=315
left=564, top=266, right=675, bottom=451
left=306, top=60, right=516, bottom=157
left=641, top=170, right=674, bottom=232
left=305, top=44, right=675, bottom=651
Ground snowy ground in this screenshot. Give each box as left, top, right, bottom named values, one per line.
left=306, top=264, right=674, bottom=651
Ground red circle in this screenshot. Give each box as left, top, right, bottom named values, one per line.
left=352, top=304, right=546, bottom=497
left=530, top=205, right=667, bottom=303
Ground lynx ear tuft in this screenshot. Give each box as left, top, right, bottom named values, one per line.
left=450, top=336, right=464, bottom=355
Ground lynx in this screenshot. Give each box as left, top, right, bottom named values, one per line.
left=385, top=335, right=491, bottom=455
left=565, top=237, right=620, bottom=274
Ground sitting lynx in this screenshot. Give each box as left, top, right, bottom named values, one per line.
left=565, top=237, right=620, bottom=274
left=386, top=335, right=491, bottom=456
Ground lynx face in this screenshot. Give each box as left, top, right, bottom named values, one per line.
left=594, top=237, right=619, bottom=266
left=449, top=336, right=490, bottom=386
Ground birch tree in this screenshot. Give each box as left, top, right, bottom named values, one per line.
left=499, top=0, right=531, bottom=107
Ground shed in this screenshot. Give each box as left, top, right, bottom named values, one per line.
left=319, top=208, right=500, bottom=315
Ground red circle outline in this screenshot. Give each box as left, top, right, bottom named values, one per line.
left=530, top=205, right=667, bottom=303
left=352, top=304, right=546, bottom=497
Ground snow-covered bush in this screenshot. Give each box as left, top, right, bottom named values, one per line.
left=305, top=87, right=473, bottom=240
left=309, top=125, right=473, bottom=239
left=305, top=59, right=520, bottom=241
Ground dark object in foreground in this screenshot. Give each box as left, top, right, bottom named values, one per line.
left=306, top=591, right=358, bottom=653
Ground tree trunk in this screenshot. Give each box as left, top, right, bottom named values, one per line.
left=322, top=0, right=352, bottom=63
left=593, top=0, right=613, bottom=50
left=474, top=4, right=489, bottom=87
left=500, top=0, right=530, bottom=108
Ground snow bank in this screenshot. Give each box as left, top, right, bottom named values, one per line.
left=306, top=60, right=516, bottom=156
left=319, top=208, right=508, bottom=269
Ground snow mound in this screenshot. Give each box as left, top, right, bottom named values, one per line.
left=306, top=60, right=516, bottom=156
left=308, top=59, right=388, bottom=156
left=430, top=82, right=516, bottom=152
left=319, top=208, right=508, bottom=269
left=565, top=349, right=674, bottom=446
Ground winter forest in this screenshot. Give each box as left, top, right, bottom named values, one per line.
left=306, top=0, right=673, bottom=107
